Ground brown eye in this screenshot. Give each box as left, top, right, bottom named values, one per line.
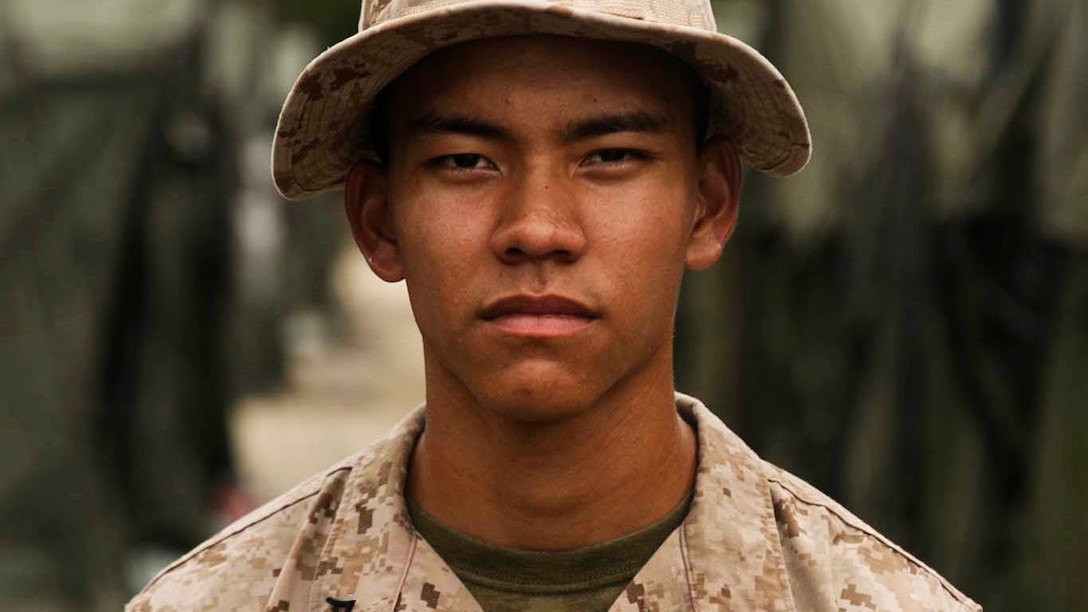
left=430, top=153, right=496, bottom=171
left=451, top=154, right=483, bottom=168
left=583, top=149, right=648, bottom=165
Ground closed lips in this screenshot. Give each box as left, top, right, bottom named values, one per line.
left=480, top=295, right=600, bottom=320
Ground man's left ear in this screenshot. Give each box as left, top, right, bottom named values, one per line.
left=686, top=136, right=742, bottom=270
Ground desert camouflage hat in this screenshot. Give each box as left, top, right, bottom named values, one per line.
left=272, top=0, right=812, bottom=200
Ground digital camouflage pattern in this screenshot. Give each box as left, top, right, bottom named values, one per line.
left=271, top=0, right=810, bottom=200
left=128, top=394, right=980, bottom=611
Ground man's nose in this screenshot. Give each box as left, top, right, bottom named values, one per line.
left=489, top=171, right=587, bottom=265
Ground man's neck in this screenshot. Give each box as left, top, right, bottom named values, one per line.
left=406, top=368, right=697, bottom=551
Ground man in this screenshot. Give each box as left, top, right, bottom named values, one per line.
left=129, top=0, right=981, bottom=610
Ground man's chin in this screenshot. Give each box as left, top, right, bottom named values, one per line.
left=469, top=373, right=602, bottom=425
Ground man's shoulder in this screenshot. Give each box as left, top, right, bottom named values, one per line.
left=760, top=462, right=982, bottom=611
left=127, top=406, right=425, bottom=611
left=126, top=455, right=358, bottom=611
left=681, top=395, right=981, bottom=610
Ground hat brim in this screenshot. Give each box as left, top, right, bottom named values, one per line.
left=272, top=0, right=811, bottom=200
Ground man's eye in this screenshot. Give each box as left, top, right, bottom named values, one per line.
left=432, top=153, right=495, bottom=171
left=583, top=149, right=648, bottom=165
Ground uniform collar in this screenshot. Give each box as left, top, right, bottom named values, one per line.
left=311, top=394, right=794, bottom=611
left=670, top=393, right=796, bottom=611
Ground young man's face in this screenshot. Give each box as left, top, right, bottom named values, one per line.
left=348, top=35, right=738, bottom=422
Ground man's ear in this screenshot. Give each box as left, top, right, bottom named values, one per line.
left=344, top=160, right=405, bottom=282
left=685, top=137, right=742, bottom=270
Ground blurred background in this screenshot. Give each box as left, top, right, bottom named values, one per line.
left=0, top=0, right=1084, bottom=610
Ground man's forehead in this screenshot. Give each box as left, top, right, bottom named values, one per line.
left=400, top=109, right=677, bottom=146
left=384, top=35, right=697, bottom=134
left=395, top=35, right=691, bottom=86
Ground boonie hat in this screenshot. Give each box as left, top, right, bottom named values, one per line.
left=272, top=0, right=811, bottom=200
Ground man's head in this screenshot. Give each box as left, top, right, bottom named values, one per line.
left=342, top=35, right=740, bottom=421
left=271, top=0, right=810, bottom=420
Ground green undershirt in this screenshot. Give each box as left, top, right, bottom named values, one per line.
left=407, top=492, right=693, bottom=612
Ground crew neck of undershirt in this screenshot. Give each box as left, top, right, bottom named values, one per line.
left=407, top=490, right=693, bottom=594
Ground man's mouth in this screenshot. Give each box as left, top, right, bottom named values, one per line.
left=480, top=295, right=600, bottom=337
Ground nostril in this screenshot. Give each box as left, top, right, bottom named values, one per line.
left=491, top=204, right=586, bottom=263
left=500, top=244, right=575, bottom=264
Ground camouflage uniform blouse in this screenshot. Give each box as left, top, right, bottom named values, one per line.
left=128, top=394, right=981, bottom=611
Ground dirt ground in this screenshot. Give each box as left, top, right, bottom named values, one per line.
left=231, top=246, right=425, bottom=502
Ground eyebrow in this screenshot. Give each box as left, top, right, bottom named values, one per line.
left=562, top=111, right=672, bottom=142
left=407, top=112, right=510, bottom=140
left=405, top=110, right=673, bottom=143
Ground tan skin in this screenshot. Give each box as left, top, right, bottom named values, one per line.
left=345, top=36, right=742, bottom=551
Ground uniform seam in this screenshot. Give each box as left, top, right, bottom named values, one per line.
left=139, top=465, right=354, bottom=593
left=678, top=522, right=699, bottom=612
left=391, top=533, right=420, bottom=612
left=764, top=471, right=978, bottom=609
